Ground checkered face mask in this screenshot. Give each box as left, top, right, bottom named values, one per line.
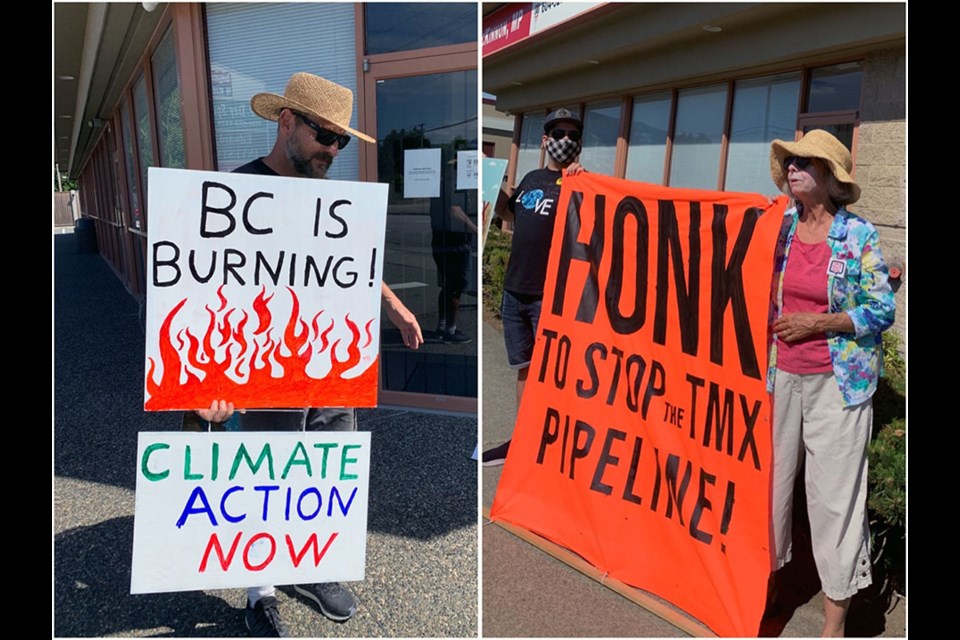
left=545, top=137, right=582, bottom=165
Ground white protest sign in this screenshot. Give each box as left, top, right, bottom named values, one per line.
left=131, top=431, right=371, bottom=594
left=481, top=157, right=509, bottom=251
left=403, top=148, right=441, bottom=198
left=144, top=168, right=388, bottom=411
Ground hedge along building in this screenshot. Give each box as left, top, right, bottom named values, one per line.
left=482, top=2, right=906, bottom=339
left=55, top=2, right=479, bottom=412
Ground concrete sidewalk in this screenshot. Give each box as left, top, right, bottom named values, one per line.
left=481, top=319, right=905, bottom=638
left=53, top=233, right=477, bottom=637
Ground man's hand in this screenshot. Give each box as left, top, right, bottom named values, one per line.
left=197, top=399, right=235, bottom=423
left=564, top=162, right=586, bottom=176
left=382, top=283, right=423, bottom=349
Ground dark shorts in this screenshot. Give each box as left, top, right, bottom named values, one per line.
left=501, top=289, right=543, bottom=369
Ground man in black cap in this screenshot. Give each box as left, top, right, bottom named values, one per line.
left=482, top=108, right=585, bottom=465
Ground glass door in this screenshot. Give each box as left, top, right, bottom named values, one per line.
left=364, top=57, right=478, bottom=411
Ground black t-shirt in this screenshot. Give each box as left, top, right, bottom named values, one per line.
left=233, top=157, right=277, bottom=176
left=503, top=168, right=563, bottom=296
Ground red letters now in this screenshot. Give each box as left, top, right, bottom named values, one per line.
left=198, top=531, right=338, bottom=572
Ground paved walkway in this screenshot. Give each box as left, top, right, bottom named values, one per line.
left=481, top=319, right=905, bottom=637
left=53, top=233, right=477, bottom=637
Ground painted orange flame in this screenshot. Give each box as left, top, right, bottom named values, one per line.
left=145, top=286, right=378, bottom=410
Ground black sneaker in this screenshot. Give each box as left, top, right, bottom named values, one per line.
left=245, top=596, right=289, bottom=637
left=294, top=582, right=357, bottom=622
left=482, top=440, right=511, bottom=466
left=442, top=328, right=472, bottom=344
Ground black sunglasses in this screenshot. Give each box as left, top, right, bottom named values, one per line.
left=293, top=112, right=351, bottom=149
left=782, top=156, right=813, bottom=171
left=548, top=128, right=581, bottom=142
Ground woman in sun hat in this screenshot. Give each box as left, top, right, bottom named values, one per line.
left=766, top=129, right=895, bottom=636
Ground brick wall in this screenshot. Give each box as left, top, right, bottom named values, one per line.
left=850, top=46, right=906, bottom=341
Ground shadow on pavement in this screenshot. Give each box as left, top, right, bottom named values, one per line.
left=54, top=516, right=243, bottom=637
left=364, top=410, right=477, bottom=540
left=759, top=479, right=898, bottom=637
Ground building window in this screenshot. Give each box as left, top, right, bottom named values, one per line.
left=514, top=112, right=544, bottom=181
left=625, top=92, right=671, bottom=184
left=807, top=61, right=863, bottom=112
left=725, top=72, right=801, bottom=195
left=669, top=84, right=726, bottom=190
left=580, top=100, right=620, bottom=177
left=152, top=26, right=184, bottom=168
left=513, top=62, right=863, bottom=193
left=120, top=100, right=142, bottom=229
left=799, top=61, right=863, bottom=151
left=132, top=74, right=155, bottom=226
left=205, top=2, right=359, bottom=179
left=365, top=2, right=476, bottom=54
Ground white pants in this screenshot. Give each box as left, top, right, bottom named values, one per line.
left=772, top=370, right=873, bottom=600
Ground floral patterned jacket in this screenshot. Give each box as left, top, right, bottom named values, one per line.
left=767, top=205, right=896, bottom=406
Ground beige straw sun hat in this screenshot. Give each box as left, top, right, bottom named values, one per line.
left=251, top=72, right=375, bottom=143
left=769, top=129, right=860, bottom=204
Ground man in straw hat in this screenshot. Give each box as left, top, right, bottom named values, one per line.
left=190, top=72, right=422, bottom=637
left=243, top=72, right=422, bottom=348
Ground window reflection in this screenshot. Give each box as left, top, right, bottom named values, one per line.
left=808, top=62, right=864, bottom=113
left=376, top=70, right=478, bottom=398
left=670, top=84, right=726, bottom=190
left=365, top=3, right=476, bottom=54
left=580, top=100, right=620, bottom=176
left=626, top=93, right=671, bottom=184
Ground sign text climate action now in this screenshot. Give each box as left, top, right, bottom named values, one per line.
left=131, top=432, right=371, bottom=594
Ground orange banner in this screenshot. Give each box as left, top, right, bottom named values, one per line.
left=490, top=174, right=787, bottom=636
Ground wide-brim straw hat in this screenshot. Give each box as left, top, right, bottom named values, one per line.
left=769, top=129, right=860, bottom=204
left=251, top=72, right=375, bottom=143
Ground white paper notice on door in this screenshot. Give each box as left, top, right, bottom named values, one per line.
left=456, top=150, right=478, bottom=190
left=403, top=148, right=441, bottom=198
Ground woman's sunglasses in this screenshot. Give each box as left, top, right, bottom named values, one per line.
left=293, top=112, right=351, bottom=150
left=548, top=128, right=582, bottom=142
left=782, top=156, right=813, bottom=171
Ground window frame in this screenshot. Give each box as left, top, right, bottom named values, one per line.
left=508, top=57, right=866, bottom=192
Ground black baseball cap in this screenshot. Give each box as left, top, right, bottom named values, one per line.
left=543, top=108, right=583, bottom=134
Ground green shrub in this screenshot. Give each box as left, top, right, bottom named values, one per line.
left=867, top=330, right=906, bottom=596
left=482, top=224, right=512, bottom=319
left=868, top=417, right=905, bottom=528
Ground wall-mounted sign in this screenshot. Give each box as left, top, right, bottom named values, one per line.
left=482, top=2, right=602, bottom=56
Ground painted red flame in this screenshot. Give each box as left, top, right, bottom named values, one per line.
left=145, top=286, right=378, bottom=410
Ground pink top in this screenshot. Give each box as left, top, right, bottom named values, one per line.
left=777, top=237, right=833, bottom=374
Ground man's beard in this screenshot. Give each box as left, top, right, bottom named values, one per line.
left=287, top=137, right=334, bottom=179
